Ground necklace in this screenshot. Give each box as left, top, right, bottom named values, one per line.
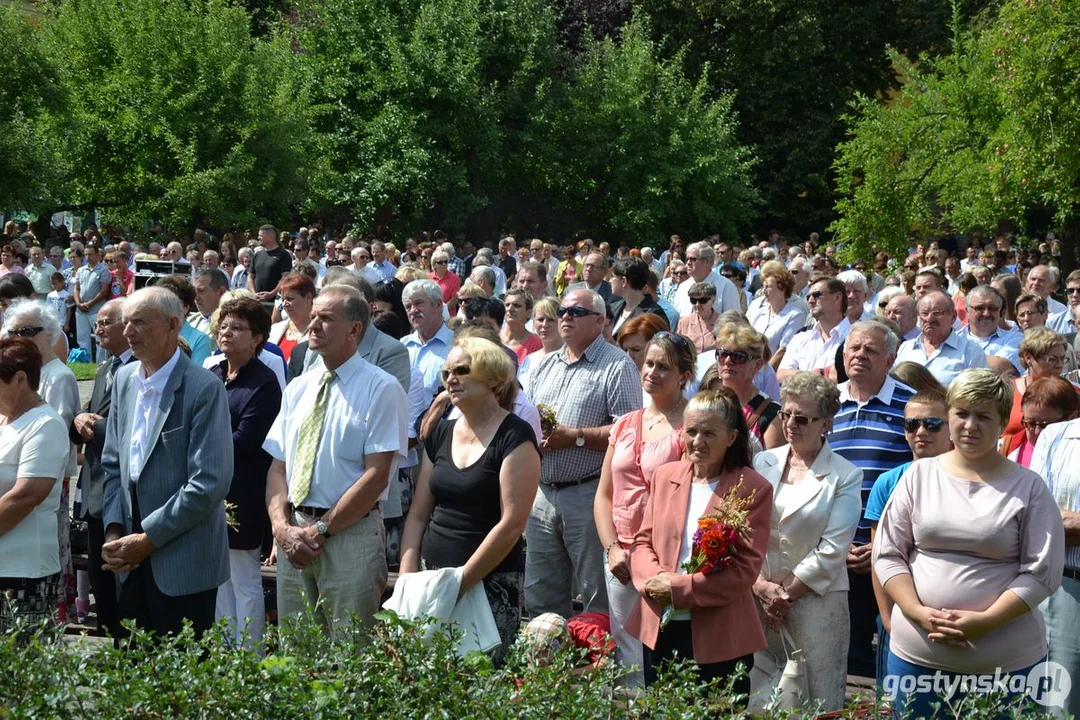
left=645, top=399, right=686, bottom=431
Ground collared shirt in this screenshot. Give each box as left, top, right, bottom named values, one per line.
left=490, top=264, right=507, bottom=296
left=130, top=348, right=182, bottom=483
left=372, top=259, right=397, bottom=282
left=528, top=334, right=643, bottom=483
left=231, top=265, right=249, bottom=290
left=1048, top=296, right=1068, bottom=316
left=430, top=270, right=461, bottom=304
left=188, top=312, right=213, bottom=337
left=25, top=262, right=57, bottom=295
left=958, top=325, right=1021, bottom=371
left=746, top=296, right=809, bottom=354
left=677, top=311, right=718, bottom=354
left=894, top=329, right=989, bottom=387
left=672, top=270, right=741, bottom=317
left=778, top=317, right=851, bottom=373
left=401, top=323, right=455, bottom=398
left=1049, top=310, right=1075, bottom=335
left=447, top=255, right=467, bottom=281
left=263, top=353, right=407, bottom=509
left=355, top=263, right=382, bottom=286
left=75, top=262, right=112, bottom=311
left=832, top=375, right=914, bottom=544
left=1030, top=419, right=1080, bottom=570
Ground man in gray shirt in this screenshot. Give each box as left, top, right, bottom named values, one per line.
left=526, top=289, right=642, bottom=618
left=73, top=244, right=113, bottom=361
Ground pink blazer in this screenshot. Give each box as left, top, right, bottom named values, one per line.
left=627, top=460, right=773, bottom=665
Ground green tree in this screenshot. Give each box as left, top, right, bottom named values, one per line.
left=44, top=0, right=312, bottom=228
left=529, top=14, right=758, bottom=242
left=0, top=4, right=69, bottom=215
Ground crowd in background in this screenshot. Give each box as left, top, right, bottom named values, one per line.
left=0, top=219, right=1078, bottom=716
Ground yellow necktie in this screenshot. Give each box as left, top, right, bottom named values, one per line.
left=289, top=370, right=334, bottom=506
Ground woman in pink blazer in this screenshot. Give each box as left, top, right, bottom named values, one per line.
left=627, top=387, right=773, bottom=697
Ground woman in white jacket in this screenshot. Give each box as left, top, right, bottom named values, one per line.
left=750, top=371, right=863, bottom=712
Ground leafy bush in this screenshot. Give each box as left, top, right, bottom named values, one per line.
left=0, top=612, right=1060, bottom=719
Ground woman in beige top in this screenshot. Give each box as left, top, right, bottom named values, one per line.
left=874, top=369, right=1064, bottom=717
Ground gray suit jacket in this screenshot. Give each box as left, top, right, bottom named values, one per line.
left=301, top=324, right=411, bottom=391
left=102, top=351, right=233, bottom=596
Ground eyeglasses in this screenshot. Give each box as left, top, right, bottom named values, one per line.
left=8, top=326, right=45, bottom=338
left=1067, top=287, right=1080, bottom=295
left=689, top=296, right=712, bottom=305
left=778, top=410, right=821, bottom=426
left=1037, top=353, right=1066, bottom=366
left=685, top=256, right=702, bottom=263
left=878, top=301, right=889, bottom=309
left=556, top=305, right=600, bottom=319
left=716, top=348, right=755, bottom=365
left=652, top=331, right=692, bottom=352
left=1022, top=417, right=1061, bottom=431
left=918, top=310, right=951, bottom=319
left=219, top=322, right=251, bottom=334
left=440, top=366, right=472, bottom=383
left=94, top=319, right=118, bottom=329
left=903, top=417, right=945, bottom=433
left=672, top=270, right=688, bottom=277
left=807, top=290, right=832, bottom=300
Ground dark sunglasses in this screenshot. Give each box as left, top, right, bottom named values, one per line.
left=440, top=366, right=472, bottom=383
left=779, top=410, right=821, bottom=426
left=556, top=305, right=600, bottom=319
left=8, top=326, right=45, bottom=338
left=652, top=331, right=692, bottom=352
left=1022, top=417, right=1060, bottom=431
left=433, top=260, right=448, bottom=266
left=878, top=301, right=889, bottom=309
left=716, top=348, right=755, bottom=365
left=807, top=290, right=832, bottom=300
left=689, top=296, right=712, bottom=305
left=903, top=417, right=946, bottom=433
left=1066, top=287, right=1080, bottom=295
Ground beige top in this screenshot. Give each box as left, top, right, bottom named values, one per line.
left=873, top=457, right=1064, bottom=673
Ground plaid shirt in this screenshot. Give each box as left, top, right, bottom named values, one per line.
left=528, top=334, right=642, bottom=483
left=447, top=255, right=467, bottom=281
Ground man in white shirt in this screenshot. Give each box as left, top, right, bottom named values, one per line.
left=25, top=246, right=56, bottom=298
left=672, top=241, right=741, bottom=317
left=263, top=285, right=407, bottom=634
left=884, top=294, right=920, bottom=341
left=1028, top=264, right=1070, bottom=331
left=351, top=247, right=382, bottom=286
left=837, top=269, right=875, bottom=323
left=473, top=248, right=506, bottom=296
left=401, top=279, right=455, bottom=398
left=778, top=275, right=851, bottom=381
left=894, top=291, right=988, bottom=386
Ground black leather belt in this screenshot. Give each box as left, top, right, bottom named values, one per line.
left=291, top=504, right=330, bottom=517
left=1065, top=567, right=1080, bottom=582
left=542, top=475, right=600, bottom=490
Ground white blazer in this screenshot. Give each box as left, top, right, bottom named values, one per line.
left=753, top=443, right=863, bottom=595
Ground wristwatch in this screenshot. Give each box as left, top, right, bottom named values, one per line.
left=575, top=428, right=586, bottom=448
left=315, top=520, right=332, bottom=539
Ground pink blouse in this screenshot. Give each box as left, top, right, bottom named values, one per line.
left=608, top=409, right=684, bottom=546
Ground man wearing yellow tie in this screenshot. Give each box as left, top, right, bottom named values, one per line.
left=263, top=285, right=408, bottom=633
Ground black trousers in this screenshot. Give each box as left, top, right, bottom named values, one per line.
left=87, top=516, right=120, bottom=636
left=643, top=619, right=753, bottom=702
left=116, top=494, right=216, bottom=639
left=847, top=568, right=878, bottom=678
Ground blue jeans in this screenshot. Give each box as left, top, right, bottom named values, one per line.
left=885, top=651, right=1044, bottom=719
left=875, top=615, right=890, bottom=693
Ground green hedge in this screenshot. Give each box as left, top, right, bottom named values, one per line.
left=0, top=611, right=1060, bottom=719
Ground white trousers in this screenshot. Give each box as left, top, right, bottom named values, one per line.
left=215, top=548, right=265, bottom=648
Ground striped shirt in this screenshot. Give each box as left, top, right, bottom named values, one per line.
left=830, top=375, right=914, bottom=545
left=1029, top=418, right=1080, bottom=571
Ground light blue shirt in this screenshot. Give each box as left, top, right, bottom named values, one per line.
left=958, top=325, right=1021, bottom=371
left=655, top=297, right=680, bottom=330
left=1030, top=419, right=1080, bottom=570
left=401, top=323, right=454, bottom=398
left=373, top=259, right=397, bottom=282
left=179, top=323, right=212, bottom=366
left=894, top=329, right=988, bottom=387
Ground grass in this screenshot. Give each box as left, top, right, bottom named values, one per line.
left=67, top=362, right=98, bottom=381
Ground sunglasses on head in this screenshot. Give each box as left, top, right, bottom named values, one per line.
left=8, top=326, right=45, bottom=338
left=689, top=296, right=712, bottom=305
left=778, top=410, right=821, bottom=426
left=556, top=305, right=600, bottom=319
left=716, top=348, right=755, bottom=365
left=903, top=417, right=945, bottom=433
left=652, top=331, right=692, bottom=352
left=440, top=366, right=472, bottom=383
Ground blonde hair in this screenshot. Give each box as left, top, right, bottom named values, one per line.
left=946, top=368, right=1013, bottom=424
left=1019, top=327, right=1068, bottom=370
left=714, top=323, right=769, bottom=362
left=453, top=337, right=517, bottom=410
left=534, top=296, right=559, bottom=321
left=395, top=265, right=427, bottom=284
left=456, top=282, right=487, bottom=301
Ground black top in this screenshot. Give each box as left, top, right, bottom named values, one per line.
left=250, top=245, right=293, bottom=293
left=421, top=414, right=538, bottom=575
left=747, top=393, right=781, bottom=443
left=210, top=357, right=282, bottom=549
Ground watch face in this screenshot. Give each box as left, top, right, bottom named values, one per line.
left=575, top=435, right=585, bottom=447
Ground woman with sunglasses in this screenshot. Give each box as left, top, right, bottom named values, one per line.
left=747, top=261, right=809, bottom=370
left=1001, top=328, right=1078, bottom=441
left=705, top=324, right=784, bottom=451
left=874, top=369, right=1065, bottom=718
left=677, top=281, right=719, bottom=354
left=627, top=387, right=772, bottom=696
left=749, top=371, right=861, bottom=712
left=0, top=336, right=70, bottom=634
left=1000, top=376, right=1079, bottom=468
left=1, top=299, right=80, bottom=622
left=594, top=331, right=695, bottom=687
left=401, top=337, right=541, bottom=663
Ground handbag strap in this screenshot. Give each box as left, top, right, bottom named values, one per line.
left=777, top=623, right=799, bottom=660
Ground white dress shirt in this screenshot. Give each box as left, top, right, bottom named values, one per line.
left=672, top=269, right=741, bottom=317
left=130, top=348, right=182, bottom=483
left=746, top=296, right=809, bottom=354
left=263, top=353, right=408, bottom=509
left=778, top=318, right=851, bottom=373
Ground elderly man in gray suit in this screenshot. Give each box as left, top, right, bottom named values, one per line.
left=101, top=286, right=233, bottom=638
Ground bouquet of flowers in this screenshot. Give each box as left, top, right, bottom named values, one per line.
left=660, top=477, right=757, bottom=628
left=537, top=403, right=558, bottom=438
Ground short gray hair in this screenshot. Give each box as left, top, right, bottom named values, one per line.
left=128, top=286, right=184, bottom=323
left=475, top=248, right=494, bottom=264
left=319, top=284, right=369, bottom=326
left=470, top=266, right=496, bottom=290
left=968, top=284, right=1005, bottom=310
left=2, top=298, right=62, bottom=345
left=849, top=318, right=900, bottom=356
left=237, top=247, right=253, bottom=260
left=837, top=269, right=868, bottom=293
left=565, top=288, right=605, bottom=315
left=431, top=250, right=449, bottom=264
left=402, top=278, right=444, bottom=307
left=687, top=241, right=714, bottom=263
left=519, top=260, right=546, bottom=283
left=440, top=242, right=455, bottom=257
left=874, top=286, right=904, bottom=316
left=780, top=371, right=841, bottom=419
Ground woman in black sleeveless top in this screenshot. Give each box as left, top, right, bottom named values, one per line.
left=400, top=337, right=540, bottom=661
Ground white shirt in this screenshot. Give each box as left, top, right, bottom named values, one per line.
left=263, top=353, right=408, bottom=509
left=746, top=296, right=809, bottom=355
left=355, top=263, right=382, bottom=287
left=130, top=348, right=182, bottom=483
left=672, top=270, right=741, bottom=317
left=779, top=317, right=852, bottom=373
left=669, top=480, right=721, bottom=621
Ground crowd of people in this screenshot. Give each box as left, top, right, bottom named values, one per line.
left=0, top=221, right=1078, bottom=716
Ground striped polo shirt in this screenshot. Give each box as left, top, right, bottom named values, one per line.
left=829, top=375, right=914, bottom=545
